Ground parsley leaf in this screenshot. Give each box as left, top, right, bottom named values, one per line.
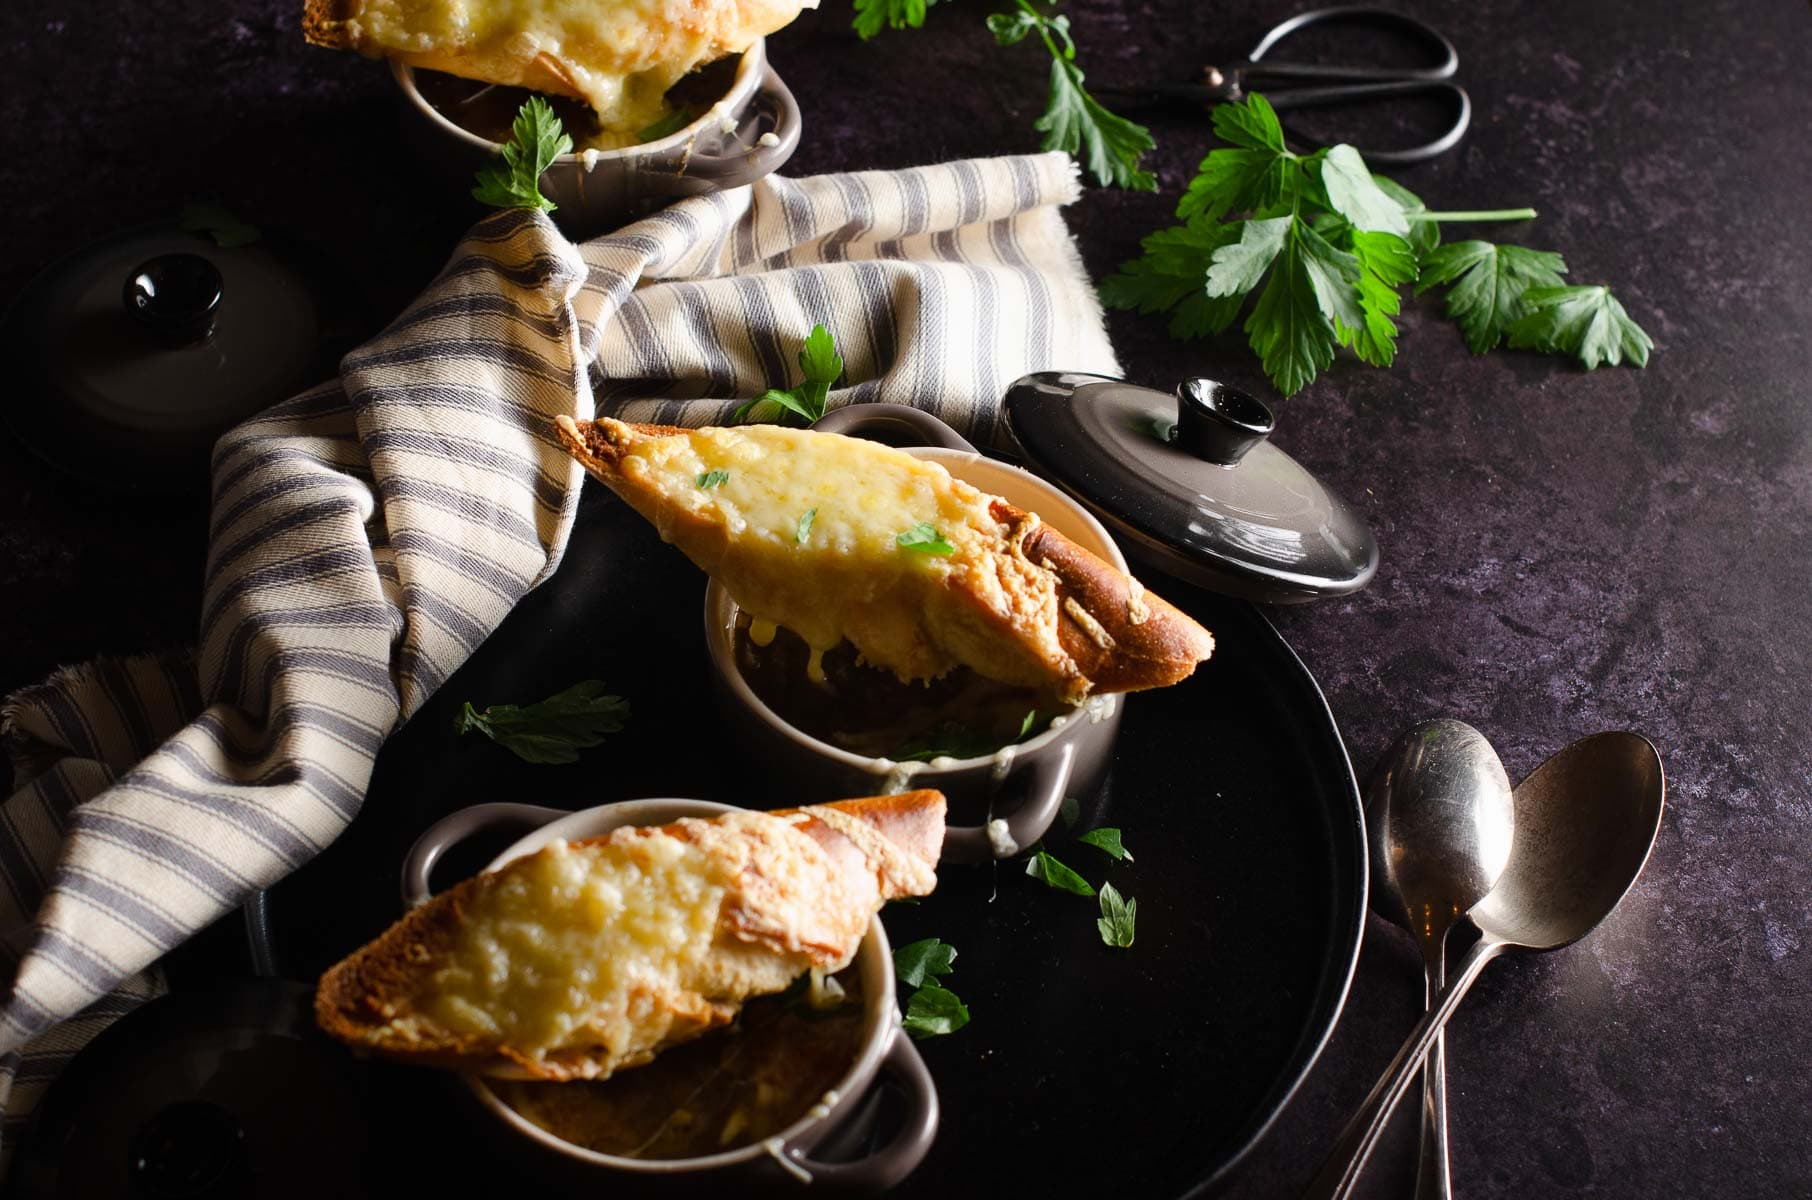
left=637, top=108, right=693, bottom=142
left=1341, top=231, right=1418, bottom=367
left=453, top=680, right=629, bottom=764
left=796, top=508, right=817, bottom=544
left=179, top=202, right=261, bottom=248
left=896, top=523, right=956, bottom=556
left=1035, top=56, right=1157, bottom=192
left=1416, top=241, right=1569, bottom=354
left=1026, top=849, right=1095, bottom=896
left=1319, top=145, right=1410, bottom=236
left=1078, top=827, right=1132, bottom=862
left=1243, top=225, right=1338, bottom=397
left=853, top=0, right=938, bottom=39
left=1098, top=218, right=1245, bottom=340
left=893, top=937, right=957, bottom=987
left=1177, top=94, right=1293, bottom=222
left=1507, top=285, right=1653, bottom=369
left=471, top=96, right=572, bottom=213
left=696, top=470, right=730, bottom=490
left=1097, top=882, right=1137, bottom=948
left=902, top=983, right=970, bottom=1038
left=733, top=323, right=843, bottom=426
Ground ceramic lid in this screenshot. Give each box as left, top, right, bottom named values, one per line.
left=11, top=980, right=369, bottom=1200
left=1003, top=372, right=1378, bottom=603
left=0, top=219, right=319, bottom=494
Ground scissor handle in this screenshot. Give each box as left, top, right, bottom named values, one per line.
left=1267, top=79, right=1472, bottom=165
left=1246, top=6, right=1459, bottom=81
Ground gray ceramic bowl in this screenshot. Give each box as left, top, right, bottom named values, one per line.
left=393, top=38, right=800, bottom=238
left=704, top=405, right=1127, bottom=863
left=400, top=797, right=938, bottom=1194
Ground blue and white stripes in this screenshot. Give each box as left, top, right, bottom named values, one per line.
left=0, top=152, right=1116, bottom=1164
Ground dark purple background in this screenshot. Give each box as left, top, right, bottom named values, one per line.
left=2, top=1, right=1809, bottom=1196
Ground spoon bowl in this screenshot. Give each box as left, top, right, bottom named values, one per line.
left=1368, top=719, right=1514, bottom=939
left=1472, top=730, right=1666, bottom=949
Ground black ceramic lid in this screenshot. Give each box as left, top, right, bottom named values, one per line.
left=1003, top=372, right=1378, bottom=603
left=0, top=220, right=319, bottom=494
left=12, top=980, right=369, bottom=1200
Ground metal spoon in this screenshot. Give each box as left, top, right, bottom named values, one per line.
left=1366, top=720, right=1514, bottom=1200
left=1306, top=731, right=1666, bottom=1200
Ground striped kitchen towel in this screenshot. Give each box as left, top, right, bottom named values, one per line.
left=0, top=151, right=1117, bottom=1157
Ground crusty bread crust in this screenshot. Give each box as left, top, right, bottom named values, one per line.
left=315, top=793, right=944, bottom=1080
left=300, top=0, right=357, bottom=50
left=553, top=414, right=1214, bottom=696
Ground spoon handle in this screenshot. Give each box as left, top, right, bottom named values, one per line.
left=1302, top=936, right=1507, bottom=1200
left=1415, top=951, right=1453, bottom=1200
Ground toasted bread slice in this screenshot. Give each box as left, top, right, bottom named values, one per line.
left=554, top=416, right=1214, bottom=701
left=316, top=793, right=944, bottom=1081
left=302, top=0, right=813, bottom=131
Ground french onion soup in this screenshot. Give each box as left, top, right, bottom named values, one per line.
left=491, top=970, right=864, bottom=1159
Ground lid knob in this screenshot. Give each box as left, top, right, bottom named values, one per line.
left=123, top=254, right=223, bottom=346
left=1173, top=378, right=1274, bottom=466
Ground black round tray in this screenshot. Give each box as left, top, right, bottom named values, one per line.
left=267, top=483, right=1367, bottom=1196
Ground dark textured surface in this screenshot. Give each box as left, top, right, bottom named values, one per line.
left=2, top=0, right=1809, bottom=1196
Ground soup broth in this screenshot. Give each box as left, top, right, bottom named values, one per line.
left=493, top=974, right=864, bottom=1160
left=733, top=615, right=1062, bottom=761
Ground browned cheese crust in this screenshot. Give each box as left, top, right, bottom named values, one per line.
left=315, top=792, right=944, bottom=1079
left=553, top=415, right=1214, bottom=696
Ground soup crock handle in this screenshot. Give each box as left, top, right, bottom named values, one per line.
left=811, top=402, right=978, bottom=453
left=943, top=740, right=1076, bottom=863
left=669, top=65, right=802, bottom=191
left=400, top=803, right=568, bottom=908
left=785, top=1029, right=940, bottom=1191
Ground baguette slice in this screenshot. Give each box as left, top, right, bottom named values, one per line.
left=554, top=415, right=1214, bottom=701
left=316, top=792, right=944, bottom=1081
left=301, top=0, right=812, bottom=131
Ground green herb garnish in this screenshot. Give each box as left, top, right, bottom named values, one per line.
left=893, top=937, right=957, bottom=987
left=453, top=680, right=629, bottom=764
left=855, top=2, right=1151, bottom=190
left=1505, top=285, right=1654, bottom=368
left=1078, top=827, right=1132, bottom=862
left=696, top=470, right=730, bottom=490
left=637, top=108, right=693, bottom=142
left=471, top=96, right=572, bottom=213
left=796, top=508, right=817, bottom=544
left=1100, top=92, right=1652, bottom=396
left=896, top=523, right=956, bottom=556
left=1415, top=241, right=1569, bottom=354
left=902, top=982, right=970, bottom=1039
left=1026, top=849, right=1095, bottom=896
left=179, top=202, right=260, bottom=248
left=1097, top=881, right=1137, bottom=948
left=895, top=710, right=1040, bottom=763
left=851, top=0, right=938, bottom=37
left=733, top=324, right=842, bottom=425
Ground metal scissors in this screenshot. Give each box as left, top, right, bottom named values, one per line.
left=1101, top=6, right=1471, bottom=164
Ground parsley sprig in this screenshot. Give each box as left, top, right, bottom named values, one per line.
left=1026, top=828, right=1137, bottom=948
left=855, top=1, right=1153, bottom=190
left=733, top=324, right=843, bottom=425
left=471, top=97, right=572, bottom=213
left=1102, top=93, right=1651, bottom=395
left=453, top=680, right=629, bottom=764
left=894, top=937, right=970, bottom=1038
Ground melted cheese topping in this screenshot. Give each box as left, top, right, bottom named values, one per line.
left=618, top=424, right=1071, bottom=687
left=417, top=810, right=864, bottom=1068
left=341, top=0, right=811, bottom=131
